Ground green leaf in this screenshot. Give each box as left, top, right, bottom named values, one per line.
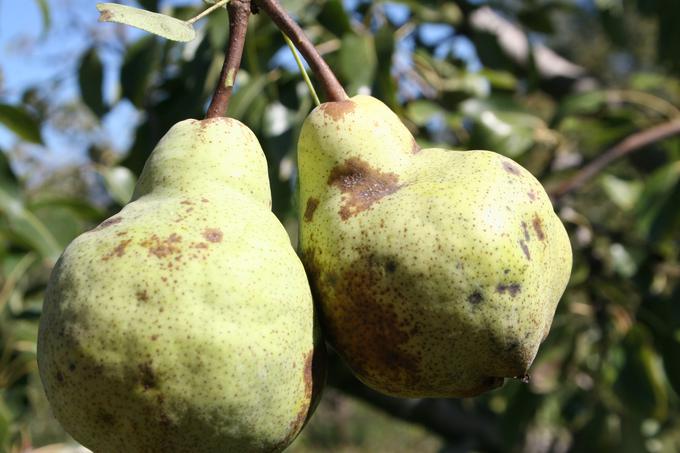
left=614, top=326, right=669, bottom=420
left=96, top=3, right=196, bottom=42
left=121, top=36, right=162, bottom=108
left=317, top=0, right=352, bottom=37
left=339, top=33, right=377, bottom=95
left=78, top=47, right=107, bottom=117
left=33, top=0, right=51, bottom=31
left=406, top=100, right=445, bottom=126
left=0, top=188, right=61, bottom=261
left=0, top=104, right=42, bottom=144
left=99, top=166, right=136, bottom=206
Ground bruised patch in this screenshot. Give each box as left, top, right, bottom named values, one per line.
left=136, top=290, right=149, bottom=302
left=328, top=157, right=401, bottom=220
left=519, top=240, right=531, bottom=260
left=468, top=291, right=484, bottom=305
left=202, top=228, right=223, bottom=243
left=142, top=234, right=182, bottom=258
left=319, top=100, right=355, bottom=121
left=139, top=362, right=156, bottom=390
left=527, top=190, right=537, bottom=201
left=532, top=215, right=545, bottom=241
left=103, top=239, right=132, bottom=261
left=496, top=283, right=521, bottom=297
left=309, top=249, right=422, bottom=393
left=94, top=217, right=123, bottom=231
left=304, top=198, right=320, bottom=222
left=502, top=161, right=521, bottom=176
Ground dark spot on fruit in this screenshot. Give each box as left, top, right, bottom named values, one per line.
left=97, top=410, right=115, bottom=426
left=527, top=190, right=537, bottom=201
left=139, top=362, right=156, bottom=390
left=502, top=161, right=521, bottom=176
left=328, top=157, right=401, bottom=220
left=201, top=198, right=209, bottom=203
left=504, top=269, right=510, bottom=274
left=151, top=335, right=158, bottom=341
left=203, top=228, right=223, bottom=243
left=304, top=197, right=320, bottom=222
left=180, top=200, right=193, bottom=205
left=136, top=290, right=149, bottom=302
left=411, top=138, right=421, bottom=154
left=521, top=221, right=530, bottom=241
left=385, top=260, right=397, bottom=273
left=68, top=363, right=76, bottom=372
left=519, top=240, right=531, bottom=260
left=319, top=100, right=355, bottom=120
left=102, top=239, right=132, bottom=261
left=56, top=371, right=64, bottom=382
left=506, top=341, right=520, bottom=351
left=93, top=217, right=123, bottom=231
left=497, top=283, right=521, bottom=297
left=532, top=215, right=545, bottom=241
left=468, top=291, right=484, bottom=304
left=142, top=234, right=182, bottom=258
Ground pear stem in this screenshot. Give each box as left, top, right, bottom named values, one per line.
left=255, top=0, right=348, bottom=102
left=282, top=33, right=321, bottom=106
left=206, top=0, right=251, bottom=119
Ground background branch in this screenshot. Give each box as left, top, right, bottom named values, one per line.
left=551, top=118, right=680, bottom=198
left=206, top=0, right=251, bottom=118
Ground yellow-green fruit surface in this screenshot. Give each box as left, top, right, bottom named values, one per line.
left=38, top=118, right=324, bottom=452
left=298, top=95, right=571, bottom=398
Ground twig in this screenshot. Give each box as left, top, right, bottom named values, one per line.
left=205, top=0, right=251, bottom=118
left=255, top=0, right=347, bottom=102
left=187, top=0, right=231, bottom=25
left=551, top=118, right=680, bottom=198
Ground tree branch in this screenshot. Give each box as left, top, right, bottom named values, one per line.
left=206, top=0, right=251, bottom=118
left=255, top=0, right=347, bottom=102
left=551, top=118, right=680, bottom=199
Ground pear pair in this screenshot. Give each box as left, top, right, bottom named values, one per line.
left=38, top=118, right=323, bottom=453
left=297, top=95, right=572, bottom=397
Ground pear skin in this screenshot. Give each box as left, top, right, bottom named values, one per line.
left=298, top=96, right=571, bottom=398
left=38, top=118, right=325, bottom=453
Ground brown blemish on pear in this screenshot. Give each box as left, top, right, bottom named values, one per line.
left=327, top=157, right=401, bottom=220
left=202, top=228, right=223, bottom=243
left=319, top=100, right=356, bottom=121
left=532, top=215, right=545, bottom=241
left=304, top=198, right=320, bottom=222
left=142, top=234, right=182, bottom=258
left=102, top=239, right=132, bottom=261
left=94, top=217, right=123, bottom=231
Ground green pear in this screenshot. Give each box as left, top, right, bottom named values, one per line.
left=297, top=95, right=571, bottom=398
left=38, top=118, right=324, bottom=452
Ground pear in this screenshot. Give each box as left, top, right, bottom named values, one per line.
left=297, top=95, right=571, bottom=398
left=38, top=118, right=324, bottom=453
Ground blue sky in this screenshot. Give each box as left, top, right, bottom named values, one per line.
left=0, top=0, right=476, bottom=175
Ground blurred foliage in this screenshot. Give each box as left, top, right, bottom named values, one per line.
left=1, top=0, right=680, bottom=452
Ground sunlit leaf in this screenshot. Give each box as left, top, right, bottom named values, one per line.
left=96, top=3, right=196, bottom=42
